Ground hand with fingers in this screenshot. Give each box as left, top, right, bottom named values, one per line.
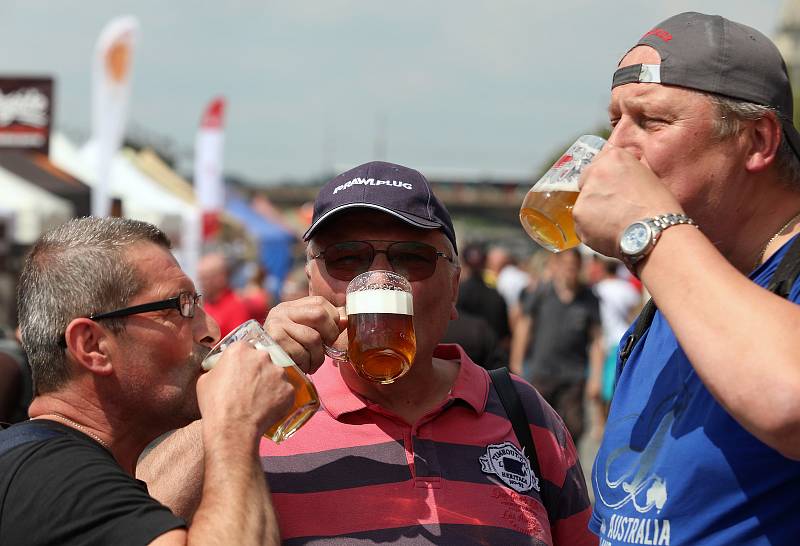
left=574, top=144, right=684, bottom=258
left=263, top=295, right=347, bottom=375
left=196, top=340, right=295, bottom=442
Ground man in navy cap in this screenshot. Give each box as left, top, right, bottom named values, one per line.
left=574, top=12, right=800, bottom=544
left=139, top=161, right=595, bottom=545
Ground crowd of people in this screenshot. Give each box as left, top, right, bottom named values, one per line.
left=2, top=10, right=800, bottom=545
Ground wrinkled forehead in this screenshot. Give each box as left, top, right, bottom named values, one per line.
left=130, top=241, right=193, bottom=295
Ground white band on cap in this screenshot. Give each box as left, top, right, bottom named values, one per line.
left=638, top=64, right=662, bottom=83
left=612, top=63, right=662, bottom=88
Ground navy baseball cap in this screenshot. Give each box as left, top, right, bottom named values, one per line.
left=303, top=161, right=458, bottom=253
left=612, top=12, right=800, bottom=159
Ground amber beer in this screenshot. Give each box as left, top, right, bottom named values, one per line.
left=201, top=320, right=320, bottom=443
left=253, top=341, right=320, bottom=441
left=346, top=288, right=416, bottom=384
left=520, top=188, right=581, bottom=252
left=519, top=135, right=605, bottom=252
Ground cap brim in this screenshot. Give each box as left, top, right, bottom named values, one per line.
left=302, top=203, right=444, bottom=241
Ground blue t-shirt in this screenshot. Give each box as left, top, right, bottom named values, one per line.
left=590, top=237, right=800, bottom=545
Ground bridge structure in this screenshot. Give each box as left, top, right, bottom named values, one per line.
left=257, top=173, right=542, bottom=255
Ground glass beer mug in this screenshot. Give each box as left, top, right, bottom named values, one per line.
left=519, top=134, right=606, bottom=252
left=325, top=270, right=416, bottom=384
left=201, top=320, right=320, bottom=443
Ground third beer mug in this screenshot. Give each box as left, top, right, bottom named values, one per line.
left=326, top=270, right=416, bottom=384
left=519, top=134, right=606, bottom=252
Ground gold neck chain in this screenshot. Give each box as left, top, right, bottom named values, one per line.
left=37, top=413, right=111, bottom=450
left=756, top=210, right=800, bottom=270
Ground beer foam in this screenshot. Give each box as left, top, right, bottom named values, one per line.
left=201, top=352, right=221, bottom=371
left=347, top=289, right=413, bottom=315
left=531, top=181, right=580, bottom=193
left=254, top=341, right=295, bottom=368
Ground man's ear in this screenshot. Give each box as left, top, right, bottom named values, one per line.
left=744, top=113, right=782, bottom=173
left=63, top=319, right=114, bottom=376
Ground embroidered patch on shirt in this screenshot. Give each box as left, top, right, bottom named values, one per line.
left=480, top=442, right=539, bottom=493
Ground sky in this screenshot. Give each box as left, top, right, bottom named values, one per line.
left=0, top=1, right=789, bottom=185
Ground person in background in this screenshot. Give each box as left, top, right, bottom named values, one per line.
left=574, top=12, right=800, bottom=543
left=279, top=265, right=310, bottom=303
left=441, top=307, right=504, bottom=370
left=0, top=351, right=21, bottom=424
left=239, top=262, right=273, bottom=324
left=456, top=242, right=511, bottom=356
left=138, top=161, right=596, bottom=545
left=0, top=217, right=297, bottom=545
left=0, top=329, right=32, bottom=426
left=585, top=255, right=642, bottom=432
left=197, top=252, right=250, bottom=337
left=486, top=245, right=532, bottom=329
left=511, top=248, right=604, bottom=446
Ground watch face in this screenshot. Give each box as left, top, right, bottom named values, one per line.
left=621, top=222, right=651, bottom=255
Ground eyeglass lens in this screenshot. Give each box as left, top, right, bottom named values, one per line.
left=179, top=292, right=202, bottom=318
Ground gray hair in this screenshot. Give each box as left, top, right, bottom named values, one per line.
left=18, top=217, right=171, bottom=394
left=705, top=93, right=800, bottom=189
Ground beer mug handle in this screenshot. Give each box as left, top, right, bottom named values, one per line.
left=324, top=344, right=348, bottom=362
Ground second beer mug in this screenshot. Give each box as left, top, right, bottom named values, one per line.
left=325, top=270, right=416, bottom=384
left=201, top=320, right=320, bottom=443
left=520, top=134, right=606, bottom=252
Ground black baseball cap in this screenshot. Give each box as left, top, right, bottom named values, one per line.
left=303, top=161, right=458, bottom=254
left=612, top=11, right=800, bottom=159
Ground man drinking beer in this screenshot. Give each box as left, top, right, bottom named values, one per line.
left=574, top=11, right=800, bottom=544
left=138, top=161, right=595, bottom=545
left=0, top=217, right=294, bottom=545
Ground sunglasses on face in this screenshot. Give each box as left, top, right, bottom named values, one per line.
left=311, top=240, right=455, bottom=282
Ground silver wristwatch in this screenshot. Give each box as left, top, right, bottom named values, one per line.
left=619, top=213, right=697, bottom=271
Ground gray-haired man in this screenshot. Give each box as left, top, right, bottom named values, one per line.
left=0, top=217, right=294, bottom=545
left=574, top=12, right=800, bottom=544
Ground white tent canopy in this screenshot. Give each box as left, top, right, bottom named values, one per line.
left=50, top=132, right=201, bottom=278
left=0, top=165, right=73, bottom=244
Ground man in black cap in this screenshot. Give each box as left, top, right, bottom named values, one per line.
left=139, top=161, right=595, bottom=545
left=573, top=12, right=800, bottom=544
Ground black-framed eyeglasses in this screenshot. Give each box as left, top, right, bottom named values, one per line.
left=89, top=292, right=203, bottom=321
left=311, top=240, right=454, bottom=282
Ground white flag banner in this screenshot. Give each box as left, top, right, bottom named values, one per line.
left=194, top=96, right=226, bottom=212
left=90, top=15, right=138, bottom=217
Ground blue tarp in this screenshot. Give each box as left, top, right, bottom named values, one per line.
left=225, top=196, right=296, bottom=297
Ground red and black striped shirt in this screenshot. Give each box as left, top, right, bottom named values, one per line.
left=260, top=344, right=594, bottom=545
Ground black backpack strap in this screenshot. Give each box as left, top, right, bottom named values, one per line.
left=0, top=421, right=64, bottom=458
left=617, top=236, right=800, bottom=377
left=767, top=234, right=800, bottom=298
left=618, top=298, right=657, bottom=376
left=488, top=367, right=556, bottom=518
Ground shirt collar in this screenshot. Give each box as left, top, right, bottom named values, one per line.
left=312, top=343, right=490, bottom=420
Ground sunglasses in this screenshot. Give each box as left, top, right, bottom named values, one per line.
left=312, top=240, right=454, bottom=282
left=89, top=292, right=204, bottom=320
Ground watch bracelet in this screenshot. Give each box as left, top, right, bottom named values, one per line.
left=650, top=213, right=697, bottom=230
